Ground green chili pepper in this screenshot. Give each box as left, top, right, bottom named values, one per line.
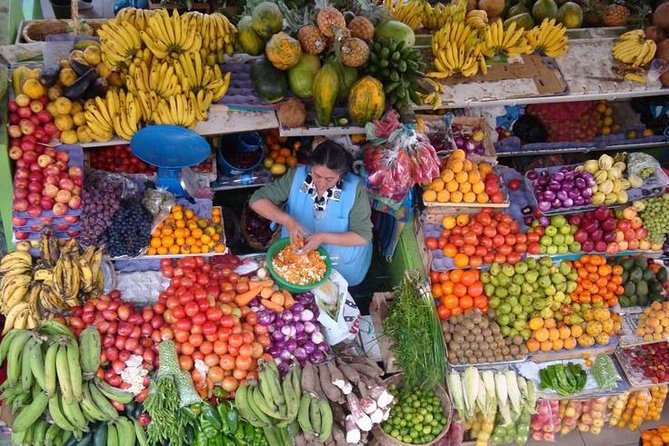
left=222, top=437, right=236, bottom=446
left=202, top=404, right=223, bottom=431
left=217, top=401, right=231, bottom=434
left=227, top=408, right=239, bottom=436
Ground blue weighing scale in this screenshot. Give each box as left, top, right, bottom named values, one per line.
left=130, top=125, right=211, bottom=198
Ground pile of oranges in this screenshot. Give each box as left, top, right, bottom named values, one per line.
left=526, top=317, right=582, bottom=352
left=641, top=425, right=669, bottom=446
left=430, top=269, right=487, bottom=320
left=148, top=205, right=226, bottom=255
left=422, top=149, right=505, bottom=204
left=570, top=255, right=623, bottom=307
left=262, top=129, right=299, bottom=176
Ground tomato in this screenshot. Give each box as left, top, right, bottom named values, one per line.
left=474, top=295, right=488, bottom=309
left=257, top=334, right=271, bottom=348
left=196, top=273, right=210, bottom=286
left=178, top=292, right=195, bottom=305
left=462, top=244, right=476, bottom=256
left=192, top=312, right=207, bottom=326
left=492, top=234, right=506, bottom=247
left=228, top=333, right=243, bottom=348
left=425, top=237, right=439, bottom=250
left=497, top=222, right=511, bottom=236
left=527, top=232, right=540, bottom=243
left=173, top=267, right=184, bottom=278
left=516, top=233, right=527, bottom=244
left=181, top=342, right=195, bottom=356
left=244, top=312, right=258, bottom=326
left=469, top=256, right=483, bottom=268
left=251, top=342, right=264, bottom=359
left=165, top=296, right=180, bottom=309
left=174, top=329, right=189, bottom=343
left=438, top=272, right=450, bottom=283
left=184, top=302, right=199, bottom=318
left=189, top=333, right=204, bottom=347
left=430, top=270, right=440, bottom=283
left=498, top=244, right=512, bottom=256
left=452, top=236, right=465, bottom=247
left=483, top=226, right=497, bottom=238
left=483, top=253, right=495, bottom=264
left=463, top=232, right=478, bottom=245
left=254, top=324, right=268, bottom=335
left=220, top=354, right=236, bottom=371
left=171, top=305, right=186, bottom=320
left=515, top=243, right=528, bottom=253
left=505, top=234, right=517, bottom=246
left=236, top=356, right=253, bottom=371
left=219, top=314, right=234, bottom=328
left=437, top=305, right=451, bottom=320
left=194, top=289, right=208, bottom=301
left=219, top=290, right=235, bottom=303
left=179, top=355, right=193, bottom=371
left=241, top=331, right=254, bottom=345
left=206, top=307, right=223, bottom=322
left=202, top=321, right=217, bottom=336
left=229, top=273, right=240, bottom=283
left=459, top=296, right=474, bottom=310
left=235, top=282, right=250, bottom=294
left=174, top=318, right=192, bottom=332
left=494, top=253, right=507, bottom=263
left=507, top=252, right=522, bottom=264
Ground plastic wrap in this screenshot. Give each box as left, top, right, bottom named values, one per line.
left=606, top=391, right=629, bottom=427
left=364, top=111, right=441, bottom=202
left=617, top=389, right=651, bottom=430
left=531, top=400, right=560, bottom=442
left=559, top=399, right=583, bottom=435
left=577, top=397, right=608, bottom=435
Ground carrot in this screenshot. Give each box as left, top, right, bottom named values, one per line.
left=261, top=298, right=284, bottom=313
left=270, top=291, right=285, bottom=307
left=282, top=290, right=295, bottom=309
left=234, top=287, right=263, bottom=307
left=260, top=287, right=274, bottom=299
left=249, top=279, right=274, bottom=290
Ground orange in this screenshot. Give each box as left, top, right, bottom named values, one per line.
left=449, top=270, right=463, bottom=283
left=169, top=245, right=180, bottom=254
left=463, top=191, right=476, bottom=203
left=453, top=253, right=469, bottom=268
left=423, top=190, right=437, bottom=202
left=442, top=216, right=457, bottom=229
left=176, top=237, right=185, bottom=246
left=526, top=339, right=540, bottom=352
left=456, top=214, right=470, bottom=226
left=431, top=178, right=445, bottom=192
left=201, top=234, right=212, bottom=244
left=462, top=159, right=473, bottom=172
left=459, top=181, right=472, bottom=193
left=450, top=159, right=464, bottom=173
left=461, top=270, right=478, bottom=286
left=147, top=247, right=157, bottom=255
left=150, top=237, right=162, bottom=248
left=450, top=191, right=463, bottom=203
left=446, top=180, right=459, bottom=192
left=478, top=162, right=492, bottom=177
left=534, top=328, right=549, bottom=342
left=476, top=193, right=489, bottom=203
left=437, top=190, right=450, bottom=203
left=540, top=340, right=553, bottom=352
left=455, top=171, right=468, bottom=184
left=472, top=182, right=485, bottom=194
left=287, top=156, right=298, bottom=168
left=451, top=149, right=466, bottom=161
left=529, top=318, right=544, bottom=331
left=214, top=243, right=226, bottom=252
left=459, top=295, right=474, bottom=310
left=443, top=244, right=458, bottom=257
left=176, top=220, right=186, bottom=228
left=172, top=210, right=184, bottom=220
left=441, top=169, right=455, bottom=182
left=441, top=281, right=454, bottom=296
left=443, top=295, right=459, bottom=310
left=279, top=147, right=292, bottom=157
left=161, top=226, right=174, bottom=236
left=468, top=170, right=481, bottom=183
left=157, top=246, right=168, bottom=255
left=161, top=237, right=174, bottom=248
left=453, top=283, right=467, bottom=297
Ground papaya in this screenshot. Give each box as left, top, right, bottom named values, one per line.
left=312, top=63, right=340, bottom=127
left=347, top=76, right=385, bottom=126
left=288, top=54, right=321, bottom=99
left=250, top=57, right=288, bottom=103
left=238, top=16, right=265, bottom=56
left=265, top=32, right=302, bottom=70
left=504, top=13, right=535, bottom=30
left=373, top=20, right=415, bottom=47
left=507, top=3, right=529, bottom=17
left=251, top=2, right=283, bottom=39
left=532, top=0, right=559, bottom=22
left=556, top=1, right=583, bottom=28
left=326, top=56, right=359, bottom=102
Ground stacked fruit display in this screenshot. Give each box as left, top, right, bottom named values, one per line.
left=639, top=195, right=669, bottom=245
left=423, top=149, right=505, bottom=205
left=619, top=342, right=669, bottom=385
left=7, top=93, right=58, bottom=146
left=0, top=320, right=139, bottom=446
left=0, top=236, right=104, bottom=333
left=576, top=154, right=635, bottom=206
left=425, top=210, right=527, bottom=268
left=635, top=302, right=669, bottom=342
left=526, top=215, right=580, bottom=255
left=609, top=257, right=667, bottom=308
left=148, top=205, right=226, bottom=255
left=570, top=254, right=623, bottom=307
left=89, top=144, right=155, bottom=174
left=431, top=269, right=487, bottom=319
left=526, top=166, right=595, bottom=212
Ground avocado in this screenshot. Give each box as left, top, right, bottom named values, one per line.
left=619, top=296, right=630, bottom=307
left=651, top=280, right=664, bottom=293
left=658, top=268, right=667, bottom=282
left=624, top=282, right=636, bottom=297
left=635, top=257, right=647, bottom=269
left=621, top=257, right=635, bottom=270
left=638, top=295, right=649, bottom=306
left=637, top=280, right=649, bottom=297
left=622, top=271, right=630, bottom=283
left=630, top=267, right=644, bottom=282
left=630, top=295, right=639, bottom=306
left=643, top=268, right=655, bottom=281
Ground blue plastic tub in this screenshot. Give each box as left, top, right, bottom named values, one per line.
left=217, top=131, right=264, bottom=176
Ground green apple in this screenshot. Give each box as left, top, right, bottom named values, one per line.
left=546, top=245, right=558, bottom=255
left=559, top=224, right=572, bottom=235
left=553, top=234, right=565, bottom=245
left=545, top=225, right=558, bottom=236
left=557, top=245, right=569, bottom=254
left=488, top=295, right=500, bottom=308
left=513, top=320, right=526, bottom=331
left=569, top=242, right=581, bottom=253
left=551, top=215, right=567, bottom=227
left=565, top=235, right=574, bottom=244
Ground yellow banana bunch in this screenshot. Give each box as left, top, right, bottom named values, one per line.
left=152, top=93, right=197, bottom=128
left=525, top=18, right=569, bottom=58
left=115, top=6, right=153, bottom=30
left=428, top=41, right=480, bottom=78
left=173, top=52, right=232, bottom=101
left=422, top=0, right=468, bottom=31
left=466, top=9, right=488, bottom=30
left=97, top=19, right=143, bottom=70
left=383, top=0, right=424, bottom=30
left=186, top=11, right=237, bottom=60
left=481, top=19, right=533, bottom=58
left=612, top=30, right=656, bottom=68
left=83, top=91, right=116, bottom=142
left=125, top=58, right=182, bottom=98
left=110, top=90, right=141, bottom=140
left=432, top=22, right=479, bottom=55
left=624, top=72, right=647, bottom=83
left=140, top=9, right=202, bottom=59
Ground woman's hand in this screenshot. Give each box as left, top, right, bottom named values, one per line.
left=285, top=217, right=306, bottom=245
left=299, top=233, right=326, bottom=254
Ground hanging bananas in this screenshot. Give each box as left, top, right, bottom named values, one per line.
left=612, top=29, right=656, bottom=68
left=465, top=9, right=488, bottom=30
left=98, top=19, right=143, bottom=70
left=153, top=93, right=198, bottom=128
left=115, top=6, right=153, bottom=31
left=173, top=52, right=232, bottom=101
left=383, top=0, right=424, bottom=30
left=432, top=22, right=479, bottom=54
left=189, top=12, right=238, bottom=59
left=422, top=0, right=469, bottom=31
left=525, top=18, right=569, bottom=58
left=140, top=9, right=202, bottom=59
left=429, top=41, right=480, bottom=78
left=481, top=19, right=533, bottom=58
left=126, top=58, right=182, bottom=98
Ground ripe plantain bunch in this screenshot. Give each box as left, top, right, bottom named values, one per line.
left=0, top=234, right=104, bottom=334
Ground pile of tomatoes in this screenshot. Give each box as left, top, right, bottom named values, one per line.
left=155, top=257, right=269, bottom=396
left=430, top=269, right=488, bottom=320
left=424, top=209, right=531, bottom=268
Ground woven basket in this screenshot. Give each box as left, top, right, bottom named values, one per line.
left=240, top=206, right=280, bottom=251
left=22, top=19, right=105, bottom=43
left=370, top=374, right=452, bottom=446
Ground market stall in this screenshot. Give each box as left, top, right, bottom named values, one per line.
left=1, top=0, right=669, bottom=445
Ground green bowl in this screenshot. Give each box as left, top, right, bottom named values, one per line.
left=266, top=238, right=332, bottom=292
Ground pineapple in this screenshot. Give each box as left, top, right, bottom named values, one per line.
left=602, top=3, right=630, bottom=26
left=298, top=25, right=327, bottom=55
left=316, top=0, right=347, bottom=38
left=340, top=37, right=370, bottom=67
left=347, top=16, right=374, bottom=42
left=581, top=0, right=605, bottom=27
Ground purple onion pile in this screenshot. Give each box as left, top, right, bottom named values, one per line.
left=527, top=167, right=595, bottom=212
left=251, top=292, right=329, bottom=375
left=453, top=128, right=486, bottom=156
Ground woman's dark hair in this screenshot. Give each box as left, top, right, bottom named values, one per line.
left=309, top=140, right=352, bottom=175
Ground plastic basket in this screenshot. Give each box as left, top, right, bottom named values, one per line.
left=265, top=237, right=332, bottom=292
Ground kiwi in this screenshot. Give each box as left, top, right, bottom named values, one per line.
left=475, top=334, right=484, bottom=343
left=509, top=345, right=520, bottom=356
left=472, top=326, right=481, bottom=335
left=512, top=335, right=524, bottom=345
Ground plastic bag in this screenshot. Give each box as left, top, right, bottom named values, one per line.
left=577, top=397, right=607, bottom=435
left=313, top=269, right=361, bottom=345
left=559, top=399, right=583, bottom=435
left=531, top=400, right=560, bottom=442
left=606, top=391, right=629, bottom=427
left=363, top=111, right=441, bottom=202
left=490, top=407, right=531, bottom=445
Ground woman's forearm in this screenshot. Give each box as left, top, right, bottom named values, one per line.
left=250, top=199, right=295, bottom=227
left=321, top=231, right=368, bottom=247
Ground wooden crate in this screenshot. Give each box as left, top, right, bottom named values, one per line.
left=369, top=292, right=400, bottom=374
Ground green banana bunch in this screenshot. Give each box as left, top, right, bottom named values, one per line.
left=297, top=392, right=333, bottom=442
left=366, top=38, right=427, bottom=109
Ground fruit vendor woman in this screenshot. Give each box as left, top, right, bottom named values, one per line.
left=250, top=140, right=373, bottom=286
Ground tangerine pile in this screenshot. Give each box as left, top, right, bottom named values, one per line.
left=526, top=317, right=582, bottom=352
left=424, top=209, right=528, bottom=268
left=641, top=425, right=669, bottom=446
left=148, top=205, right=226, bottom=255
left=430, top=269, right=488, bottom=320
left=262, top=129, right=299, bottom=176
left=422, top=149, right=505, bottom=204
left=570, top=255, right=623, bottom=307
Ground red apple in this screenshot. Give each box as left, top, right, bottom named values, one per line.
left=55, top=223, right=69, bottom=231
left=72, top=176, right=83, bottom=187
left=8, top=114, right=19, bottom=125
left=55, top=151, right=70, bottom=163
left=15, top=94, right=30, bottom=107
left=43, top=123, right=58, bottom=136
left=8, top=125, right=22, bottom=138
left=37, top=154, right=53, bottom=168
left=72, top=186, right=81, bottom=196
left=14, top=169, right=29, bottom=181
left=636, top=227, right=648, bottom=239
left=13, top=188, right=28, bottom=200
left=40, top=217, right=53, bottom=224
left=44, top=165, right=60, bottom=177
left=13, top=199, right=29, bottom=212
left=7, top=100, right=18, bottom=112
left=64, top=215, right=79, bottom=224
left=20, top=140, right=36, bottom=153
left=67, top=230, right=80, bottom=237
left=34, top=145, right=44, bottom=155
left=29, top=224, right=41, bottom=232
left=8, top=146, right=23, bottom=160
left=17, top=107, right=32, bottom=119
left=58, top=178, right=74, bottom=191
left=11, top=216, right=27, bottom=226
left=68, top=195, right=82, bottom=209
left=29, top=163, right=42, bottom=173
left=43, top=184, right=59, bottom=198
left=27, top=205, right=42, bottom=218
left=27, top=192, right=41, bottom=206
left=37, top=96, right=49, bottom=106
left=40, top=197, right=55, bottom=210
left=29, top=100, right=44, bottom=113
left=34, top=129, right=49, bottom=144
left=36, top=110, right=53, bottom=124
left=68, top=166, right=83, bottom=177
left=54, top=161, right=67, bottom=171
left=43, top=147, right=56, bottom=157
left=19, top=119, right=35, bottom=136
left=44, top=176, right=59, bottom=186
left=28, top=181, right=42, bottom=193
left=52, top=202, right=68, bottom=216
left=14, top=231, right=29, bottom=240
left=29, top=115, right=41, bottom=127
left=28, top=172, right=43, bottom=182
left=55, top=189, right=72, bottom=204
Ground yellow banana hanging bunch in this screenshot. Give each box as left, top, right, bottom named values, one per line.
left=432, top=22, right=479, bottom=54
left=139, top=9, right=202, bottom=59
left=481, top=19, right=533, bottom=58
left=525, top=18, right=569, bottom=58
left=153, top=93, right=198, bottom=129
left=428, top=41, right=480, bottom=78
left=187, top=12, right=238, bottom=60
left=173, top=52, right=232, bottom=101
left=83, top=89, right=141, bottom=141
left=115, top=6, right=153, bottom=31
left=612, top=29, right=656, bottom=68
left=422, top=0, right=468, bottom=31
left=383, top=0, right=424, bottom=30
left=125, top=58, right=183, bottom=98
left=97, top=19, right=143, bottom=70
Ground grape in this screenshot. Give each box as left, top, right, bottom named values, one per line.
left=103, top=197, right=152, bottom=258
left=79, top=181, right=123, bottom=246
left=639, top=195, right=669, bottom=244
